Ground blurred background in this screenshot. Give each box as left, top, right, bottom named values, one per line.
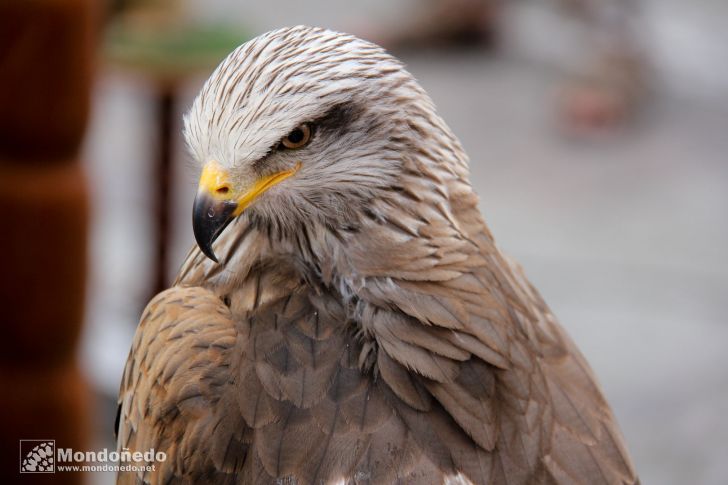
left=1, top=0, right=726, bottom=484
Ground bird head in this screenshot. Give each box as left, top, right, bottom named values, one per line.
left=185, top=26, right=466, bottom=263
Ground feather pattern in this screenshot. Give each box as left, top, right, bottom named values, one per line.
left=118, top=25, right=639, bottom=484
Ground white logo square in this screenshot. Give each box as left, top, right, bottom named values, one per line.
left=19, top=440, right=55, bottom=473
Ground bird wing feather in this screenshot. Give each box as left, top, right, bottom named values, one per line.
left=118, top=265, right=448, bottom=483
left=117, top=286, right=246, bottom=484
left=118, top=226, right=638, bottom=484
left=353, top=240, right=639, bottom=484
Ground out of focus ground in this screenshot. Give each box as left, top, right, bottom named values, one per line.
left=81, top=1, right=728, bottom=484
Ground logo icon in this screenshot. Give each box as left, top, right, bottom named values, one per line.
left=19, top=440, right=55, bottom=473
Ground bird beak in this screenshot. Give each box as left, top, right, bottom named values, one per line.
left=192, top=160, right=300, bottom=263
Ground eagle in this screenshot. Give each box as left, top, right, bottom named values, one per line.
left=116, top=25, right=639, bottom=485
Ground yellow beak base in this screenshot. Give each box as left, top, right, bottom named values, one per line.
left=192, top=161, right=300, bottom=262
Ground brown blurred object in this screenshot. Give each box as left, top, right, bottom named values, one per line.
left=0, top=163, right=89, bottom=367
left=559, top=50, right=648, bottom=136
left=0, top=0, right=97, bottom=483
left=371, top=0, right=501, bottom=51
left=0, top=0, right=95, bottom=161
left=0, top=363, right=91, bottom=485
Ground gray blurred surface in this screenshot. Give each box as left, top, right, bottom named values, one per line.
left=81, top=1, right=728, bottom=484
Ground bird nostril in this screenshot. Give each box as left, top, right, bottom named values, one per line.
left=216, top=186, right=230, bottom=195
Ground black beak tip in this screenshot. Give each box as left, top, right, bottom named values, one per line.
left=197, top=240, right=219, bottom=263
left=192, top=193, right=236, bottom=264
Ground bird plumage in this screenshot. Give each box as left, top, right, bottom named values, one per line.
left=117, top=25, right=638, bottom=484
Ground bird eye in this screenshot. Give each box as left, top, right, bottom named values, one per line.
left=280, top=123, right=313, bottom=149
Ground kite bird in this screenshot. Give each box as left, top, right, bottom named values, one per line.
left=117, top=26, right=639, bottom=485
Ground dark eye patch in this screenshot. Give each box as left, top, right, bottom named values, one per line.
left=260, top=101, right=366, bottom=163
left=315, top=102, right=364, bottom=135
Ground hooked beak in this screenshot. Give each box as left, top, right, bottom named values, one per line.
left=192, top=161, right=300, bottom=263
left=192, top=191, right=237, bottom=263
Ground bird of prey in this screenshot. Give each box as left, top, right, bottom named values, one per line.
left=117, top=26, right=639, bottom=485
